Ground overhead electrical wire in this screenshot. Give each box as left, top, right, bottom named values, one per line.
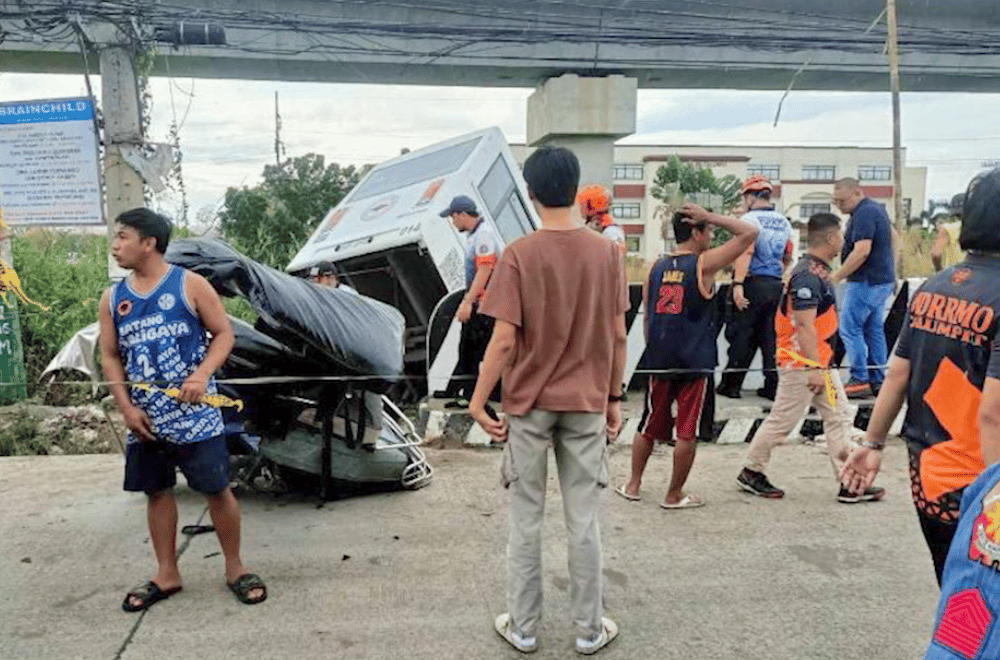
left=4, top=0, right=1000, bottom=64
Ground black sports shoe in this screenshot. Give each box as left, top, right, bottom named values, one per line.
left=843, top=378, right=872, bottom=399
left=737, top=468, right=785, bottom=498
left=756, top=388, right=776, bottom=401
left=716, top=385, right=742, bottom=399
left=837, top=486, right=885, bottom=503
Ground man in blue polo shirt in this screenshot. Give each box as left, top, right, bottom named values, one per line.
left=832, top=177, right=897, bottom=398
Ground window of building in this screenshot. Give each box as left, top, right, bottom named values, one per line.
left=626, top=235, right=642, bottom=254
left=858, top=165, right=891, bottom=181
left=611, top=202, right=641, bottom=219
left=799, top=203, right=832, bottom=218
left=748, top=164, right=780, bottom=180
left=613, top=164, right=644, bottom=180
left=802, top=165, right=836, bottom=181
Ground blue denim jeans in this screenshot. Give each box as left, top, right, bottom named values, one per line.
left=839, top=281, right=895, bottom=384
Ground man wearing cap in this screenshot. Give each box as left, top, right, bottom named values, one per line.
left=308, top=260, right=357, bottom=294
left=308, top=260, right=339, bottom=287
left=440, top=194, right=502, bottom=403
left=717, top=175, right=793, bottom=400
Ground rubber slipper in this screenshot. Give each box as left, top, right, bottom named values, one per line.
left=660, top=494, right=705, bottom=510
left=122, top=580, right=182, bottom=612
left=181, top=524, right=215, bottom=535
left=228, top=573, right=267, bottom=605
left=614, top=485, right=641, bottom=502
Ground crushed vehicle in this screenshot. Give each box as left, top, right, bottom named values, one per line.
left=42, top=238, right=433, bottom=497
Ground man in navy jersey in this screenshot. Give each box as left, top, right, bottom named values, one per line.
left=618, top=205, right=757, bottom=508
left=100, top=208, right=265, bottom=611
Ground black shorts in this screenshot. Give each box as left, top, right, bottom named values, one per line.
left=124, top=435, right=230, bottom=495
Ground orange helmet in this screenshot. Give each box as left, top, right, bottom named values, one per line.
left=577, top=185, right=612, bottom=218
left=741, top=174, right=774, bottom=195
left=596, top=212, right=615, bottom=229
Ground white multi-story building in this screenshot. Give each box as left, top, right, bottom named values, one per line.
left=511, top=143, right=927, bottom=263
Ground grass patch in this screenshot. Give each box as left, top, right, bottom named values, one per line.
left=0, top=409, right=44, bottom=456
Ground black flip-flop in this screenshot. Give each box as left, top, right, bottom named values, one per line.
left=122, top=580, right=182, bottom=612
left=228, top=573, right=267, bottom=605
left=181, top=524, right=215, bottom=536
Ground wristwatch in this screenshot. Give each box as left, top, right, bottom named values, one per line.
left=608, top=393, right=625, bottom=403
left=858, top=438, right=885, bottom=450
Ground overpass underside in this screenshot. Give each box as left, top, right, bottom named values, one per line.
left=2, top=0, right=1000, bottom=92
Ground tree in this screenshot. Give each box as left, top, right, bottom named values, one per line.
left=217, top=153, right=368, bottom=268
left=651, top=155, right=742, bottom=213
left=650, top=155, right=743, bottom=248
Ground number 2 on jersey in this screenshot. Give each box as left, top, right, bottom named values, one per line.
left=656, top=284, right=684, bottom=315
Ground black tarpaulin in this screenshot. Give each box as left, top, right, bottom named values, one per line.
left=165, top=238, right=404, bottom=382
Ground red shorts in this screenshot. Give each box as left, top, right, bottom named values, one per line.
left=638, top=376, right=715, bottom=443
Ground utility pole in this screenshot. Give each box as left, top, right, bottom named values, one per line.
left=100, top=45, right=144, bottom=278
left=886, top=0, right=906, bottom=274
left=274, top=91, right=283, bottom=167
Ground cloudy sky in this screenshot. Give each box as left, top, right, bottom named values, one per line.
left=2, top=72, right=998, bottom=226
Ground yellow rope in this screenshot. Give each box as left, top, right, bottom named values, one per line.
left=776, top=348, right=837, bottom=409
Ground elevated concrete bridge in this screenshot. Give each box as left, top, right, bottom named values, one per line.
left=2, top=0, right=1000, bottom=92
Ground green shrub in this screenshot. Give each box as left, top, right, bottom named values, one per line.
left=12, top=231, right=110, bottom=398
left=0, top=409, right=44, bottom=456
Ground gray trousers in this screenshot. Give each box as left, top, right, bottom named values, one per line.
left=502, top=409, right=609, bottom=640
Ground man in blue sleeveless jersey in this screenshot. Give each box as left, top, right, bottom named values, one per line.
left=99, top=208, right=266, bottom=611
left=618, top=205, right=757, bottom=508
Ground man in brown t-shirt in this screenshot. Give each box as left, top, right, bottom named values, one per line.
left=469, top=146, right=628, bottom=656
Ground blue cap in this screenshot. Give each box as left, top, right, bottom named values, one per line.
left=439, top=195, right=479, bottom=217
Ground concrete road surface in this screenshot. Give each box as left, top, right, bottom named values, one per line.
left=1, top=438, right=939, bottom=660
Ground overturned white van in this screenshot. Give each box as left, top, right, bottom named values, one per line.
left=286, top=127, right=540, bottom=390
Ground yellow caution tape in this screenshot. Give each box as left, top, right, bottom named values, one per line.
left=132, top=383, right=244, bottom=412
left=776, top=348, right=836, bottom=409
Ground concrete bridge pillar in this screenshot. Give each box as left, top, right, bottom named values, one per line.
left=526, top=74, right=637, bottom=191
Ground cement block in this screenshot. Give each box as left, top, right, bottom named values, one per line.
left=716, top=418, right=754, bottom=445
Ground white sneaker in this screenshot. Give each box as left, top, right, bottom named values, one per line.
left=494, top=613, right=538, bottom=653
left=575, top=617, right=618, bottom=655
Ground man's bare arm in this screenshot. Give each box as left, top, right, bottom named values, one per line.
left=790, top=308, right=821, bottom=364
left=181, top=273, right=235, bottom=402
left=464, top=264, right=494, bottom=306
left=609, top=314, right=627, bottom=395
left=682, top=205, right=758, bottom=281
left=833, top=239, right=871, bottom=282
left=733, top=246, right=753, bottom=283
left=98, top=288, right=155, bottom=441
left=468, top=320, right=517, bottom=441
left=980, top=377, right=1000, bottom=465
left=840, top=356, right=911, bottom=494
